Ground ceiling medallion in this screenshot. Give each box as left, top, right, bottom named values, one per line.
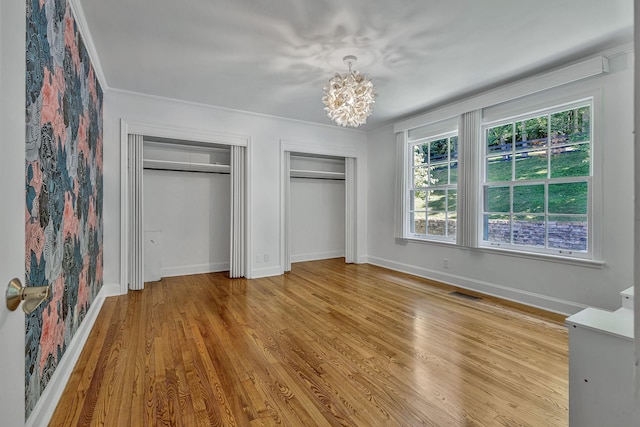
left=322, top=55, right=376, bottom=128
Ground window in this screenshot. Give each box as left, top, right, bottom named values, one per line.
left=399, top=96, right=597, bottom=261
left=481, top=100, right=592, bottom=256
left=408, top=132, right=458, bottom=241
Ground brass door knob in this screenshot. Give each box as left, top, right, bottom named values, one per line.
left=6, top=278, right=50, bottom=314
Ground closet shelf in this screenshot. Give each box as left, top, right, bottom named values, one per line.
left=289, top=169, right=345, bottom=180
left=143, top=159, right=230, bottom=174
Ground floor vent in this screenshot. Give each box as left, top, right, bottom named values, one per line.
left=450, top=291, right=481, bottom=301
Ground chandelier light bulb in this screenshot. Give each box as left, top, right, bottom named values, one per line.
left=322, top=55, right=376, bottom=127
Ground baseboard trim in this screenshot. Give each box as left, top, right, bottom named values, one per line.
left=100, top=283, right=123, bottom=297
left=366, top=256, right=586, bottom=315
left=161, top=262, right=229, bottom=278
left=250, top=266, right=282, bottom=279
left=291, top=251, right=344, bottom=263
left=26, top=283, right=114, bottom=427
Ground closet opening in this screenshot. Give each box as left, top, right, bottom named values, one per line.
left=142, top=138, right=231, bottom=283
left=121, top=123, right=249, bottom=293
left=282, top=151, right=357, bottom=272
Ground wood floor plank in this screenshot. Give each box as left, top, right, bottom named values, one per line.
left=51, top=259, right=568, bottom=426
left=48, top=300, right=118, bottom=427
left=115, top=293, right=143, bottom=426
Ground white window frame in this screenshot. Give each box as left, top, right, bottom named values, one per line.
left=479, top=98, right=594, bottom=259
left=406, top=130, right=459, bottom=242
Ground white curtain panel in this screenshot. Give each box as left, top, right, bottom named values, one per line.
left=345, top=157, right=357, bottom=263
left=283, top=151, right=292, bottom=272
left=128, top=134, right=144, bottom=290
left=230, top=145, right=246, bottom=278
left=456, top=110, right=482, bottom=248
left=394, top=132, right=406, bottom=239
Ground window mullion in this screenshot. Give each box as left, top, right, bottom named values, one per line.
left=511, top=123, right=516, bottom=182
left=544, top=182, right=549, bottom=249
left=547, top=112, right=552, bottom=181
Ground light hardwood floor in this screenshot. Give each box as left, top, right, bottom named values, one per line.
left=50, top=259, right=568, bottom=426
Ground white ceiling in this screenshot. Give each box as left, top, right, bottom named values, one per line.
left=78, top=0, right=633, bottom=130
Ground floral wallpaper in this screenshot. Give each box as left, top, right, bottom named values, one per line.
left=24, top=0, right=103, bottom=417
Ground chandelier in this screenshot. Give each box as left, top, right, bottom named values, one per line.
left=322, top=55, right=376, bottom=127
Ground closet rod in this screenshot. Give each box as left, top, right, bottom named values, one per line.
left=143, top=167, right=230, bottom=174
left=290, top=176, right=345, bottom=181
left=143, top=159, right=230, bottom=174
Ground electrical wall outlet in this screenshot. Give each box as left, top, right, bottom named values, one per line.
left=442, top=258, right=449, bottom=269
left=264, top=253, right=270, bottom=262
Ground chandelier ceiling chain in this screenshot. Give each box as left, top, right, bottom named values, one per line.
left=322, top=55, right=376, bottom=128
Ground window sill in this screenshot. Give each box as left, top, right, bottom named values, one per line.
left=399, top=236, right=457, bottom=247
left=398, top=237, right=605, bottom=269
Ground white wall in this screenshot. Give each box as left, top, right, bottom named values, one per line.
left=367, top=48, right=635, bottom=314
left=102, top=90, right=367, bottom=284
left=144, top=169, right=230, bottom=277
left=291, top=178, right=345, bottom=262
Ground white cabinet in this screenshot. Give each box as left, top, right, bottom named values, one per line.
left=566, top=304, right=636, bottom=426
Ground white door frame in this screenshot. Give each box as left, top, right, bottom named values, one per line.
left=119, top=120, right=252, bottom=293
left=280, top=139, right=365, bottom=273
left=0, top=0, right=26, bottom=424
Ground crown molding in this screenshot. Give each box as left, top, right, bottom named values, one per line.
left=68, top=0, right=109, bottom=91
